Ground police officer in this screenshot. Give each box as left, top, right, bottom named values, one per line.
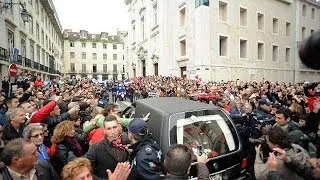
left=127, top=118, right=163, bottom=180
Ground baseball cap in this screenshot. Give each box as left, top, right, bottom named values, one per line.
left=128, top=118, right=149, bottom=136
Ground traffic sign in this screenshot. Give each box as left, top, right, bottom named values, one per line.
left=9, top=64, right=18, bottom=78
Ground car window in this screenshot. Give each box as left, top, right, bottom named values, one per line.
left=177, top=115, right=235, bottom=158
left=169, top=110, right=239, bottom=159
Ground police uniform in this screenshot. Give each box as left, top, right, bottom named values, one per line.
left=128, top=135, right=163, bottom=180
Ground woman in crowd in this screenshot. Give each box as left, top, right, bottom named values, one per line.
left=50, top=120, right=83, bottom=175
left=61, top=157, right=131, bottom=180
left=23, top=123, right=50, bottom=161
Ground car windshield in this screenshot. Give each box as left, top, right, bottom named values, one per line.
left=169, top=110, right=239, bottom=159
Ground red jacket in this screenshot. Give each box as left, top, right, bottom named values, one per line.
left=29, top=101, right=56, bottom=123
left=34, top=80, right=44, bottom=88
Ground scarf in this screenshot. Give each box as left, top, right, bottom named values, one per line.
left=65, top=137, right=83, bottom=156
left=111, top=137, right=127, bottom=151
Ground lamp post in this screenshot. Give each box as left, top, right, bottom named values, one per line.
left=1, top=2, right=32, bottom=23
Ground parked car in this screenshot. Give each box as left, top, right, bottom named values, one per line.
left=121, top=97, right=250, bottom=180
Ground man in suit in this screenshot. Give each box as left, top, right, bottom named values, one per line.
left=85, top=115, right=129, bottom=179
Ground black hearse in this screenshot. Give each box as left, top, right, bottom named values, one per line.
left=122, top=97, right=248, bottom=180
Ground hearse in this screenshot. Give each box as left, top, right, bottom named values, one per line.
left=122, top=97, right=249, bottom=180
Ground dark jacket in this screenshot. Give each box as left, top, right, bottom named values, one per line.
left=128, top=135, right=163, bottom=180
left=161, top=163, right=209, bottom=180
left=0, top=160, right=59, bottom=180
left=44, top=112, right=70, bottom=135
left=84, top=137, right=129, bottom=179
left=2, top=123, right=26, bottom=144
left=50, top=138, right=82, bottom=176
left=1, top=81, right=9, bottom=94
left=0, top=104, right=7, bottom=126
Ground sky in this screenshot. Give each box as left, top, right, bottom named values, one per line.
left=53, top=0, right=129, bottom=34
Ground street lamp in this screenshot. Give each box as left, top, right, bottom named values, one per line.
left=1, top=2, right=32, bottom=23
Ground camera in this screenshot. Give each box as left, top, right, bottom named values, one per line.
left=249, top=137, right=266, bottom=146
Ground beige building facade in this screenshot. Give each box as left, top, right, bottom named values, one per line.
left=63, top=30, right=127, bottom=81
left=124, top=0, right=320, bottom=83
left=0, top=0, right=63, bottom=87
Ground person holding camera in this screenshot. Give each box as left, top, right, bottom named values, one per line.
left=254, top=126, right=310, bottom=180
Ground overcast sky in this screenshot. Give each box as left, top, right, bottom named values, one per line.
left=53, top=0, right=129, bottom=34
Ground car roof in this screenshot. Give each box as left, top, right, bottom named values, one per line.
left=135, top=97, right=220, bottom=115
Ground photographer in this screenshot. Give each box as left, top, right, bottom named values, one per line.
left=254, top=126, right=310, bottom=180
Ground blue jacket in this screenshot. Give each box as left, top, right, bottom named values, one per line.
left=0, top=105, right=7, bottom=126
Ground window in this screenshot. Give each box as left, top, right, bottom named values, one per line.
left=195, top=0, right=209, bottom=8
left=141, top=16, right=145, bottom=40
left=29, top=16, right=33, bottom=34
left=70, top=52, right=75, bottom=58
left=240, top=39, right=247, bottom=58
left=272, top=45, right=278, bottom=61
left=286, top=22, right=291, bottom=36
left=311, top=8, right=315, bottom=19
left=103, top=43, right=107, bottom=49
left=41, top=30, right=44, bottom=45
left=35, top=0, right=39, bottom=14
left=132, top=23, right=136, bottom=43
left=82, top=64, right=86, bottom=72
left=103, top=64, right=108, bottom=72
left=82, top=43, right=86, bottom=48
left=302, top=27, right=306, bottom=40
left=180, top=8, right=186, bottom=27
left=70, top=42, right=75, bottom=47
left=30, top=42, right=34, bottom=60
left=153, top=3, right=158, bottom=26
left=46, top=36, right=48, bottom=49
left=40, top=8, right=44, bottom=22
left=219, top=36, right=228, bottom=56
left=113, top=44, right=117, bottom=49
left=273, top=18, right=278, bottom=34
left=285, top=48, right=290, bottom=62
left=93, top=64, right=97, bottom=73
left=219, top=1, right=228, bottom=22
left=20, top=38, right=26, bottom=57
left=113, top=64, right=118, bottom=72
left=7, top=30, right=14, bottom=57
left=113, top=54, right=117, bottom=60
left=180, top=40, right=186, bottom=56
left=92, top=43, right=96, bottom=48
left=37, top=47, right=40, bottom=63
left=240, top=8, right=247, bottom=27
left=311, top=29, right=314, bottom=34
left=258, top=13, right=264, bottom=31
left=92, top=53, right=97, bottom=59
left=82, top=52, right=86, bottom=59
left=103, top=53, right=107, bottom=60
left=70, top=63, right=75, bottom=72
left=302, top=4, right=307, bottom=17
left=258, top=42, right=264, bottom=60
left=36, top=23, right=39, bottom=39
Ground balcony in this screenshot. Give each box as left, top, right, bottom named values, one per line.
left=45, top=66, right=49, bottom=73
left=17, top=55, right=23, bottom=66
left=0, top=47, right=9, bottom=61
left=34, top=62, right=39, bottom=70
left=25, top=58, right=32, bottom=68
left=40, top=64, right=45, bottom=71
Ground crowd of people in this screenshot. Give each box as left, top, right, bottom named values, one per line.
left=0, top=74, right=320, bottom=180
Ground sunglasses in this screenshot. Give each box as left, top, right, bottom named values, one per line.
left=31, top=133, right=44, bottom=138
